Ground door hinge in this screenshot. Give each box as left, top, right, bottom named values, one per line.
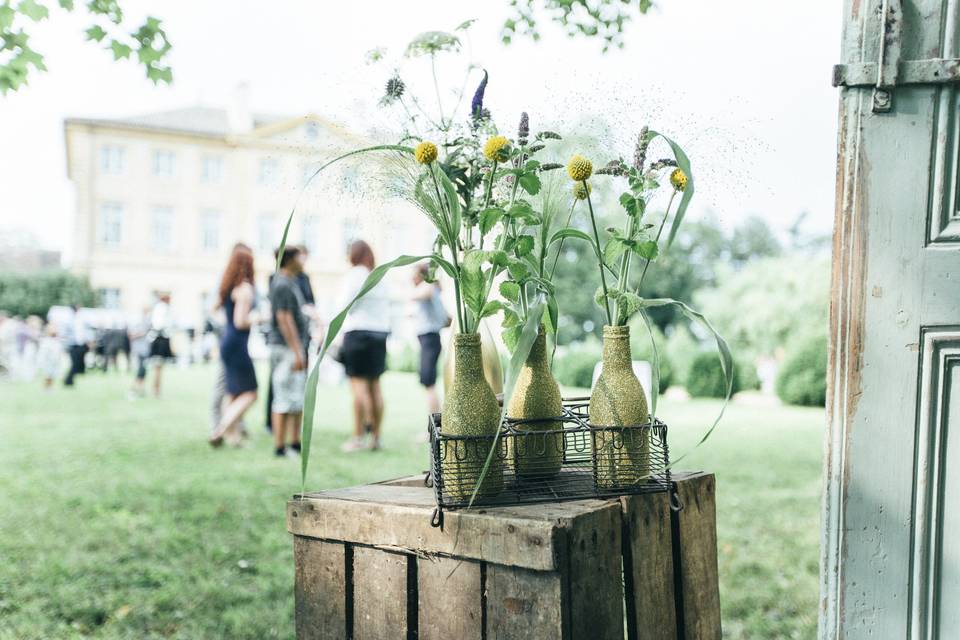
left=831, top=0, right=960, bottom=112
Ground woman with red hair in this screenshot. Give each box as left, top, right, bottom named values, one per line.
left=209, top=243, right=258, bottom=446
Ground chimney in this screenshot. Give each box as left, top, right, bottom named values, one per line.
left=227, top=82, right=253, bottom=133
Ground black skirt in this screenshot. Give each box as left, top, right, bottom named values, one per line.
left=341, top=330, right=388, bottom=379
left=417, top=332, right=442, bottom=387
left=149, top=335, right=175, bottom=360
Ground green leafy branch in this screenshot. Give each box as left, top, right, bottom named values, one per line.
left=501, top=0, right=654, bottom=52
left=0, top=0, right=171, bottom=94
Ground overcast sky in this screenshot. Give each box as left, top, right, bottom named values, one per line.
left=0, top=0, right=841, bottom=253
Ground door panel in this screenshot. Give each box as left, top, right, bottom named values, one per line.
left=823, top=1, right=960, bottom=638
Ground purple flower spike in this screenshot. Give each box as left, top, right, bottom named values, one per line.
left=471, top=69, right=488, bottom=119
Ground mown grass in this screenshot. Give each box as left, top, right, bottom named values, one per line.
left=0, top=364, right=822, bottom=639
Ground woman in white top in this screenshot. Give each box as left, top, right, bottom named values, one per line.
left=339, top=240, right=390, bottom=452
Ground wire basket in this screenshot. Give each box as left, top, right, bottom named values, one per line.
left=428, top=397, right=671, bottom=513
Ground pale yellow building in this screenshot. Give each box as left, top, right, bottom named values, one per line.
left=64, top=106, right=433, bottom=327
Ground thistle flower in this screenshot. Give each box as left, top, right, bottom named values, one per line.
left=517, top=112, right=529, bottom=145
left=385, top=75, right=405, bottom=100
left=471, top=70, right=488, bottom=119
left=567, top=155, right=593, bottom=181
left=670, top=168, right=688, bottom=192
left=573, top=182, right=592, bottom=200
left=483, top=135, right=511, bottom=162
left=414, top=141, right=438, bottom=164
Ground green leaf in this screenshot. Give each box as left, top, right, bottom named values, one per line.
left=460, top=250, right=487, bottom=316
left=478, top=207, right=503, bottom=236
left=0, top=5, right=15, bottom=29
left=636, top=297, right=732, bottom=465
left=499, top=281, right=521, bottom=303
left=57, top=0, right=74, bottom=8
left=548, top=227, right=592, bottom=247
left=501, top=325, right=521, bottom=352
left=619, top=192, right=642, bottom=217
left=109, top=39, right=132, bottom=60
left=645, top=130, right=694, bottom=249
left=507, top=259, right=529, bottom=282
left=480, top=300, right=506, bottom=318
left=518, top=172, right=541, bottom=195
left=85, top=24, right=106, bottom=41
left=603, top=238, right=628, bottom=265
left=635, top=239, right=659, bottom=260
left=506, top=201, right=537, bottom=224
left=515, top=235, right=534, bottom=257
left=545, top=292, right=559, bottom=335
left=429, top=254, right=457, bottom=279
left=501, top=307, right=521, bottom=328
left=300, top=254, right=430, bottom=487
left=17, top=0, right=48, bottom=21
left=637, top=309, right=661, bottom=418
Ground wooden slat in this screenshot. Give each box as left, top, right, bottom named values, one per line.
left=417, top=556, right=482, bottom=640
left=288, top=484, right=614, bottom=571
left=352, top=546, right=410, bottom=640
left=293, top=537, right=346, bottom=640
left=620, top=491, right=676, bottom=640
left=486, top=564, right=565, bottom=639
left=674, top=473, right=721, bottom=640
left=378, top=474, right=431, bottom=488
left=565, top=499, right=624, bottom=640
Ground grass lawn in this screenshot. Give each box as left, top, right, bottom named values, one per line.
left=0, top=364, right=823, bottom=639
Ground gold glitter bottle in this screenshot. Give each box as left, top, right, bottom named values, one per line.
left=507, top=326, right=563, bottom=482
left=590, top=325, right=650, bottom=488
left=441, top=333, right=504, bottom=500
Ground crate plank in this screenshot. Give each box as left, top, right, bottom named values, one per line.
left=565, top=501, right=624, bottom=639
left=620, top=491, right=677, bottom=640
left=417, top=557, right=482, bottom=640
left=378, top=474, right=431, bottom=488
left=353, top=547, right=410, bottom=640
left=675, top=473, right=721, bottom=640
left=487, top=564, right=565, bottom=639
left=287, top=484, right=614, bottom=571
left=293, top=538, right=347, bottom=640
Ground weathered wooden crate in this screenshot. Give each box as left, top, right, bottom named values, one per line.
left=286, top=471, right=720, bottom=640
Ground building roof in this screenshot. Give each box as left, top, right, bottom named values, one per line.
left=65, top=106, right=291, bottom=139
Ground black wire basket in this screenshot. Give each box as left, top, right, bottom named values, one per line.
left=428, top=397, right=671, bottom=514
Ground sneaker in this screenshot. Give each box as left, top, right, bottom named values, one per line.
left=285, top=448, right=300, bottom=459
left=274, top=447, right=287, bottom=457
left=340, top=437, right=368, bottom=453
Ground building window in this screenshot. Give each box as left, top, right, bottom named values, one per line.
left=201, top=155, right=224, bottom=183
left=259, top=158, right=279, bottom=185
left=99, top=146, right=125, bottom=175
left=199, top=210, right=220, bottom=251
left=153, top=150, right=176, bottom=177
left=98, top=288, right=121, bottom=309
left=151, top=206, right=175, bottom=251
left=97, top=202, right=123, bottom=246
left=257, top=213, right=277, bottom=253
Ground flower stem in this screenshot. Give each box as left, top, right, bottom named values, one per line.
left=637, top=189, right=677, bottom=292
left=583, top=181, right=612, bottom=326
left=614, top=214, right=636, bottom=323
left=428, top=164, right=465, bottom=333
left=548, top=200, right=578, bottom=281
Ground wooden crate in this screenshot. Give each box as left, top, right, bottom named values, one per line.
left=287, top=471, right=720, bottom=640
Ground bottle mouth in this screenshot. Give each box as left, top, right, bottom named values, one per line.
left=454, top=332, right=481, bottom=346
left=602, top=325, right=630, bottom=338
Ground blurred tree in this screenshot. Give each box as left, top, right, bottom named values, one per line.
left=729, top=214, right=782, bottom=267
left=0, top=269, right=96, bottom=316
left=0, top=0, right=171, bottom=94
left=501, top=0, right=654, bottom=51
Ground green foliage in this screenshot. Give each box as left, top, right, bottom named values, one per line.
left=0, top=269, right=96, bottom=316
left=776, top=332, right=827, bottom=407
left=387, top=342, right=419, bottom=374
left=553, top=340, right=600, bottom=388
left=665, top=325, right=699, bottom=384
left=628, top=318, right=673, bottom=390
left=696, top=256, right=829, bottom=362
left=501, top=0, right=654, bottom=51
left=687, top=351, right=742, bottom=399
left=0, top=0, right=171, bottom=94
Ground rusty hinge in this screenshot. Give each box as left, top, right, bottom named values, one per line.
left=831, top=0, right=960, bottom=112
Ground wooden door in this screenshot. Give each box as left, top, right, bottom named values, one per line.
left=825, top=1, right=960, bottom=638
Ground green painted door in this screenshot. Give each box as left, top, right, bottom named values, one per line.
left=824, top=1, right=960, bottom=638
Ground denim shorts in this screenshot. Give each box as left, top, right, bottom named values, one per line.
left=270, top=346, right=306, bottom=414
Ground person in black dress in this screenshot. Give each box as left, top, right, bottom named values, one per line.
left=209, top=245, right=258, bottom=447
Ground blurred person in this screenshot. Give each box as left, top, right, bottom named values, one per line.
left=339, top=240, right=390, bottom=452
left=268, top=245, right=309, bottom=458
left=62, top=305, right=91, bottom=387
left=411, top=263, right=450, bottom=419
left=209, top=244, right=258, bottom=447
left=128, top=306, right=151, bottom=399
left=264, top=244, right=317, bottom=433
left=36, top=321, right=61, bottom=390
left=147, top=292, right=175, bottom=397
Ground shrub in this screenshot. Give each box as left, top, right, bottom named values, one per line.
left=686, top=351, right=742, bottom=398
left=553, top=342, right=601, bottom=389
left=738, top=357, right=761, bottom=391
left=776, top=333, right=827, bottom=406
left=0, top=270, right=96, bottom=317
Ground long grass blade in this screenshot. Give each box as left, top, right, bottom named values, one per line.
left=644, top=131, right=694, bottom=250
left=638, top=309, right=660, bottom=418
left=299, top=253, right=430, bottom=489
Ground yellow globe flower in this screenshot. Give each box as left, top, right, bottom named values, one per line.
left=483, top=135, right=511, bottom=162
left=573, top=181, right=592, bottom=200
left=670, top=168, right=688, bottom=192
left=414, top=141, right=438, bottom=165
left=567, top=155, right=593, bottom=181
